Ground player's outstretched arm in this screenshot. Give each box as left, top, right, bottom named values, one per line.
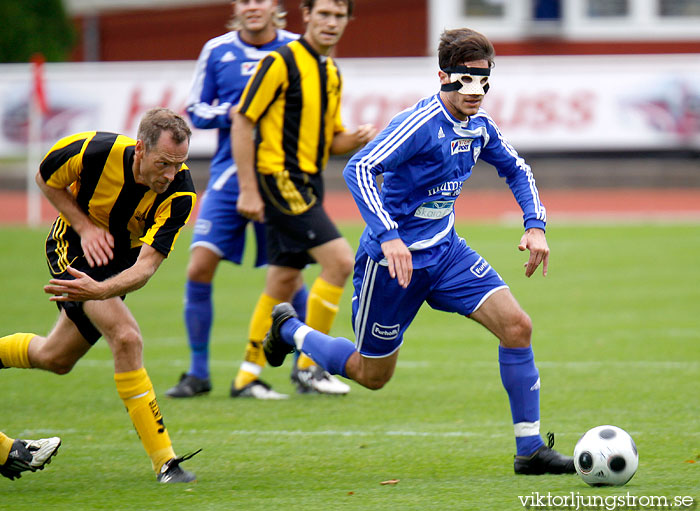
left=44, top=244, right=165, bottom=302
left=518, top=228, right=549, bottom=278
left=330, top=124, right=378, bottom=155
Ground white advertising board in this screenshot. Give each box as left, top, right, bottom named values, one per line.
left=0, top=54, right=698, bottom=158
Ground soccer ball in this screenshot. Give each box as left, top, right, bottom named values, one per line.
left=573, top=425, right=638, bottom=486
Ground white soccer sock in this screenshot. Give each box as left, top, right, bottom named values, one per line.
left=292, top=325, right=313, bottom=351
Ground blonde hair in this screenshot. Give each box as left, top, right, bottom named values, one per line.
left=226, top=1, right=287, bottom=30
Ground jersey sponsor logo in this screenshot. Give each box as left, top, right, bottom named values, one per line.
left=414, top=200, right=454, bottom=219
left=450, top=138, right=473, bottom=155
left=427, top=180, right=463, bottom=197
left=372, top=322, right=400, bottom=341
left=241, top=61, right=258, bottom=76
left=470, top=257, right=491, bottom=278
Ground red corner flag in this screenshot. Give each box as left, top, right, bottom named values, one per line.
left=31, top=53, right=49, bottom=116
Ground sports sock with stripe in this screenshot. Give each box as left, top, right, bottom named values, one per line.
left=0, top=333, right=34, bottom=369
left=0, top=432, right=14, bottom=465
left=115, top=367, right=175, bottom=473
left=297, top=278, right=344, bottom=370
left=280, top=319, right=356, bottom=378
left=234, top=293, right=280, bottom=389
left=499, top=345, right=545, bottom=456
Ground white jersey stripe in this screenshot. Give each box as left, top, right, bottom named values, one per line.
left=186, top=31, right=238, bottom=108
left=484, top=116, right=547, bottom=223
left=353, top=98, right=441, bottom=226
left=354, top=257, right=378, bottom=353
left=355, top=98, right=440, bottom=226
left=353, top=99, right=442, bottom=231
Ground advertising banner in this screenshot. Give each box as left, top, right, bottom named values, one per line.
left=0, top=54, right=698, bottom=158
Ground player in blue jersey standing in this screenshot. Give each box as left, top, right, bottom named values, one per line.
left=263, top=27, right=576, bottom=475
left=166, top=0, right=340, bottom=399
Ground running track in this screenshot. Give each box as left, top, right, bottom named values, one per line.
left=1, top=189, right=699, bottom=225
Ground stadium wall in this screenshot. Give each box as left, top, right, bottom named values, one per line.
left=69, top=0, right=428, bottom=61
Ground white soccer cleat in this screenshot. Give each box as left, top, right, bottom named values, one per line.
left=230, top=379, right=289, bottom=400
left=292, top=365, right=351, bottom=395
left=25, top=437, right=62, bottom=470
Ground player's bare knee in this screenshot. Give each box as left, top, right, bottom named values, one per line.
left=110, top=328, right=143, bottom=359
left=356, top=367, right=391, bottom=390
left=502, top=311, right=532, bottom=348
left=324, top=253, right=354, bottom=284
left=44, top=356, right=78, bottom=375
left=187, top=261, right=215, bottom=282
left=361, top=375, right=390, bottom=390
left=338, top=253, right=354, bottom=280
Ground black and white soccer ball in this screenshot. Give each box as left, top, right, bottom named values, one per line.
left=573, top=425, right=638, bottom=486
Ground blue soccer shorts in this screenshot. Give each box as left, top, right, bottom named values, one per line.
left=191, top=173, right=266, bottom=267
left=351, top=236, right=509, bottom=358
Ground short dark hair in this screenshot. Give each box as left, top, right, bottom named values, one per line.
left=300, top=0, right=354, bottom=17
left=438, top=28, right=495, bottom=70
left=137, top=107, right=191, bottom=151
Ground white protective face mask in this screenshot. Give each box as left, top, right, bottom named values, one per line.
left=440, top=66, right=491, bottom=95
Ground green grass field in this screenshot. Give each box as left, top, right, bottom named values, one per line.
left=1, top=222, right=698, bottom=510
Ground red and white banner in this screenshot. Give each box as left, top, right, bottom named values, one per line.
left=0, top=54, right=698, bottom=157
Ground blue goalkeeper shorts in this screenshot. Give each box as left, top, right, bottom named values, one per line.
left=351, top=236, right=508, bottom=358
left=191, top=173, right=266, bottom=267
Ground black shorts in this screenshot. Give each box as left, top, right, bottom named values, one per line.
left=45, top=218, right=137, bottom=344
left=265, top=203, right=341, bottom=269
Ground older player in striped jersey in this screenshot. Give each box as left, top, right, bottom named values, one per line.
left=0, top=108, right=199, bottom=483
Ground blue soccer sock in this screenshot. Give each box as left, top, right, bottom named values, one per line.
left=291, top=285, right=308, bottom=323
left=280, top=319, right=356, bottom=377
left=184, top=280, right=213, bottom=380
left=499, top=345, right=545, bottom=456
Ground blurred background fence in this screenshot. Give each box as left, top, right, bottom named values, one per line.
left=1, top=0, right=699, bottom=222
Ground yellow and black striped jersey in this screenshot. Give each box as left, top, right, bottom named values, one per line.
left=237, top=38, right=345, bottom=215
left=39, top=131, right=196, bottom=257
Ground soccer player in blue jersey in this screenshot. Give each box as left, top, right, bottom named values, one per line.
left=167, top=0, right=348, bottom=399
left=263, top=27, right=576, bottom=475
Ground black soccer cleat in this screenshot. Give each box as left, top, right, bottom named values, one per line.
left=514, top=433, right=575, bottom=475
left=0, top=440, right=33, bottom=480
left=157, top=449, right=201, bottom=483
left=0, top=437, right=61, bottom=480
left=165, top=373, right=212, bottom=398
left=262, top=303, right=297, bottom=367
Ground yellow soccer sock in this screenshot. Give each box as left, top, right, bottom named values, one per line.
left=234, top=293, right=281, bottom=389
left=306, top=277, right=343, bottom=334
left=114, top=367, right=175, bottom=473
left=0, top=432, right=14, bottom=465
left=0, top=333, right=34, bottom=369
left=297, top=278, right=343, bottom=370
